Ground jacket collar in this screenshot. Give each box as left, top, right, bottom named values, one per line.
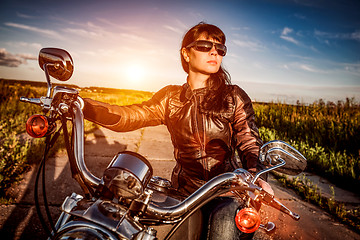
left=180, top=82, right=208, bottom=102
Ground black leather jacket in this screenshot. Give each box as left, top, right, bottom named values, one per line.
left=83, top=83, right=263, bottom=195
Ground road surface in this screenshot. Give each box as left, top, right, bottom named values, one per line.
left=1, top=125, right=359, bottom=239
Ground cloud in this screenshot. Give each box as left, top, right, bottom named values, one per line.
left=299, top=64, right=318, bottom=73
left=309, top=45, right=319, bottom=53
left=163, top=18, right=188, bottom=35
left=232, top=39, right=265, bottom=51
left=16, top=12, right=36, bottom=19
left=314, top=29, right=360, bottom=42
left=63, top=28, right=100, bottom=38
left=60, top=19, right=150, bottom=44
left=60, top=20, right=119, bottom=41
left=280, top=35, right=300, bottom=45
left=4, top=22, right=62, bottom=39
left=18, top=53, right=37, bottom=61
left=231, top=26, right=251, bottom=31
left=280, top=62, right=313, bottom=72
left=241, top=79, right=360, bottom=104
left=351, top=31, right=360, bottom=41
left=282, top=27, right=293, bottom=36
left=163, top=25, right=183, bottom=34
left=120, top=33, right=147, bottom=42
left=293, top=13, right=306, bottom=20
left=283, top=60, right=360, bottom=77
left=342, top=62, right=360, bottom=77
left=5, top=41, right=42, bottom=50
left=280, top=27, right=300, bottom=45
left=0, top=48, right=37, bottom=67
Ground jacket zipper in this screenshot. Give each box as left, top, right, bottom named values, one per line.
left=193, top=95, right=208, bottom=180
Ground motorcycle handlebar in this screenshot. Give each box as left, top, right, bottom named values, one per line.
left=20, top=97, right=42, bottom=105
left=145, top=172, right=253, bottom=220
left=71, top=101, right=101, bottom=188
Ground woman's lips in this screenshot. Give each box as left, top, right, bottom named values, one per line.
left=207, top=60, right=217, bottom=65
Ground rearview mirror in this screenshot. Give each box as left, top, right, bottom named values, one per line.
left=259, top=140, right=307, bottom=176
left=38, top=48, right=74, bottom=81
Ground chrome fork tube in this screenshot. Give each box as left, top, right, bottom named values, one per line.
left=72, top=101, right=101, bottom=188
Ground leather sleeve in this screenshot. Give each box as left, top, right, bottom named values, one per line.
left=82, top=86, right=170, bottom=132
left=231, top=85, right=263, bottom=170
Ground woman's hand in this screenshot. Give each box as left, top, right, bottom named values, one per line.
left=257, top=179, right=274, bottom=196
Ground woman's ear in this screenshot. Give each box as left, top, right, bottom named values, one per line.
left=181, top=48, right=190, bottom=63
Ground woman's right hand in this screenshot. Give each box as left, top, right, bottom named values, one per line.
left=257, top=179, right=274, bottom=196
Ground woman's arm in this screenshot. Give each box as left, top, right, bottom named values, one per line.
left=231, top=85, right=263, bottom=172
left=82, top=86, right=170, bottom=132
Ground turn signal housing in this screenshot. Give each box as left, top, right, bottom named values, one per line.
left=235, top=208, right=261, bottom=233
left=26, top=115, right=49, bottom=138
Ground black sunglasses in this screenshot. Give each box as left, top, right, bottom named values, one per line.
left=186, top=40, right=227, bottom=56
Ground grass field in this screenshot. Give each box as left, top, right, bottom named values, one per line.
left=254, top=100, right=360, bottom=192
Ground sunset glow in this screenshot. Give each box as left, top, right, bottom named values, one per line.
left=125, top=64, right=146, bottom=84
left=0, top=0, right=359, bottom=104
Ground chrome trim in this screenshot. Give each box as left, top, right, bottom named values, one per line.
left=54, top=221, right=118, bottom=240
left=259, top=140, right=307, bottom=176
left=72, top=101, right=101, bottom=187
left=19, top=97, right=41, bottom=105
left=259, top=222, right=276, bottom=232
left=252, top=158, right=285, bottom=183
left=50, top=193, right=84, bottom=240
left=146, top=172, right=254, bottom=220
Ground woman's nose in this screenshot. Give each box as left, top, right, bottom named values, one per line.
left=210, top=45, right=218, bottom=56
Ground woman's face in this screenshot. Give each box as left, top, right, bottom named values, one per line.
left=182, top=34, right=224, bottom=76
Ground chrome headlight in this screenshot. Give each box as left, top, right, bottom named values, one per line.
left=102, top=152, right=153, bottom=199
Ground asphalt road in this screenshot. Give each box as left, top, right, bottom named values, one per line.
left=0, top=125, right=359, bottom=240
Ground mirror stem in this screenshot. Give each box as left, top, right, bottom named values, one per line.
left=43, top=63, right=53, bottom=98
left=252, top=159, right=286, bottom=183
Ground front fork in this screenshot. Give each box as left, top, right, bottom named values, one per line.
left=49, top=193, right=84, bottom=239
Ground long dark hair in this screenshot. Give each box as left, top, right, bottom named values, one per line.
left=180, top=22, right=232, bottom=113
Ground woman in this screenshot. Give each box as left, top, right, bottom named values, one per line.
left=83, top=22, right=272, bottom=239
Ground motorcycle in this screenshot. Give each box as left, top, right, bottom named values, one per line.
left=20, top=48, right=307, bottom=240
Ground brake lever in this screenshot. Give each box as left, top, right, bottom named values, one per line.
left=260, top=190, right=300, bottom=221
left=20, top=96, right=52, bottom=112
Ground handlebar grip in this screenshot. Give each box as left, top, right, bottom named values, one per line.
left=20, top=97, right=41, bottom=105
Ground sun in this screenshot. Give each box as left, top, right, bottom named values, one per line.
left=125, top=64, right=146, bottom=84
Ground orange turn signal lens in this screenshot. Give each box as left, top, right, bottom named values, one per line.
left=235, top=208, right=261, bottom=233
left=26, top=115, right=49, bottom=138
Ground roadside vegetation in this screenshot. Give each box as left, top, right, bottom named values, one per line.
left=273, top=173, right=360, bottom=232
left=1, top=79, right=359, bottom=229
left=0, top=80, right=47, bottom=202
left=254, top=100, right=360, bottom=232
left=0, top=79, right=152, bottom=202
left=255, top=100, right=360, bottom=191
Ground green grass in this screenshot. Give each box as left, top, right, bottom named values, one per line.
left=0, top=80, right=48, bottom=196
left=255, top=101, right=360, bottom=193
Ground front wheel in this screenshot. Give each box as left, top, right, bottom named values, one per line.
left=200, top=197, right=255, bottom=240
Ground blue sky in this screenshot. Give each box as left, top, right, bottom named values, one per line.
left=1, top=0, right=359, bottom=104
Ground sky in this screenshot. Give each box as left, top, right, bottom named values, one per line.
left=1, top=0, right=359, bottom=104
